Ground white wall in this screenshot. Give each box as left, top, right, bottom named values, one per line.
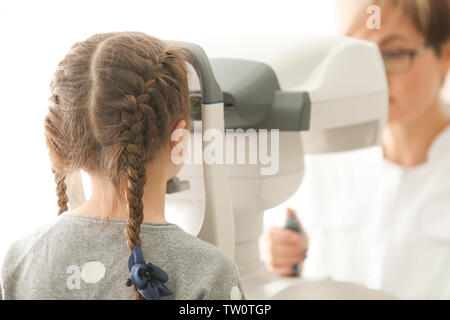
left=0, top=0, right=338, bottom=262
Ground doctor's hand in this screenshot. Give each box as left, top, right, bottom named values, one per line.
left=259, top=209, right=308, bottom=277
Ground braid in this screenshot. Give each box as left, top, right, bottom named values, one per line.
left=120, top=83, right=161, bottom=300
left=119, top=56, right=176, bottom=299
left=126, top=148, right=147, bottom=302
left=123, top=96, right=148, bottom=251
left=53, top=170, right=68, bottom=215
left=45, top=106, right=72, bottom=216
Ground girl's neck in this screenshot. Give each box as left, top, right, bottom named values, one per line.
left=382, top=100, right=449, bottom=167
left=72, top=169, right=168, bottom=224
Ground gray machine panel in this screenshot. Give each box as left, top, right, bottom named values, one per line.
left=210, top=58, right=310, bottom=131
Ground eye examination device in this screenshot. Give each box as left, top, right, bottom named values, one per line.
left=68, top=33, right=392, bottom=299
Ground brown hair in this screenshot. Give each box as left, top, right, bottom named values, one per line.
left=44, top=31, right=191, bottom=299
left=339, top=0, right=450, bottom=55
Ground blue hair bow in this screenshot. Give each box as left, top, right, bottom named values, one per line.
left=127, top=246, right=173, bottom=300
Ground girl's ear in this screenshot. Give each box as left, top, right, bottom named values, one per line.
left=169, top=120, right=186, bottom=150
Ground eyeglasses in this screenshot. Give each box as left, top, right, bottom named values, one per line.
left=381, top=43, right=430, bottom=74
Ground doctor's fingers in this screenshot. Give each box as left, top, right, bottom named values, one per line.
left=259, top=234, right=307, bottom=257
left=265, top=226, right=307, bottom=244
left=261, top=244, right=305, bottom=266
left=259, top=238, right=306, bottom=266
left=261, top=253, right=304, bottom=273
left=261, top=227, right=309, bottom=254
left=261, top=248, right=306, bottom=276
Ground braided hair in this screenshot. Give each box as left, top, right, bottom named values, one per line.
left=44, top=32, right=191, bottom=299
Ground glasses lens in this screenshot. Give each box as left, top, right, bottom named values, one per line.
left=383, top=53, right=411, bottom=74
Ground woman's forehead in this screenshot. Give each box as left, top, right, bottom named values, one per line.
left=344, top=7, right=425, bottom=45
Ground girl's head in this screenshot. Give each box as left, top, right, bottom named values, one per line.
left=44, top=32, right=191, bottom=298
left=339, top=0, right=450, bottom=124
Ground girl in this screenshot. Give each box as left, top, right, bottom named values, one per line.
left=260, top=0, right=450, bottom=299
left=0, top=31, right=245, bottom=300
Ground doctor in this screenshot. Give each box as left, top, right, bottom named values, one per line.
left=259, top=0, right=450, bottom=299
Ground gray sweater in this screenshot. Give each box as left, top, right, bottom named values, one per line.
left=0, top=213, right=245, bottom=300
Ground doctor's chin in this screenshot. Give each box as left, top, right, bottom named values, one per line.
left=1, top=0, right=450, bottom=310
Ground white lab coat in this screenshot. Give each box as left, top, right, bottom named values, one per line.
left=277, top=121, right=450, bottom=299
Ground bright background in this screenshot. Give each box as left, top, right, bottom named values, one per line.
left=1, top=0, right=449, bottom=264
